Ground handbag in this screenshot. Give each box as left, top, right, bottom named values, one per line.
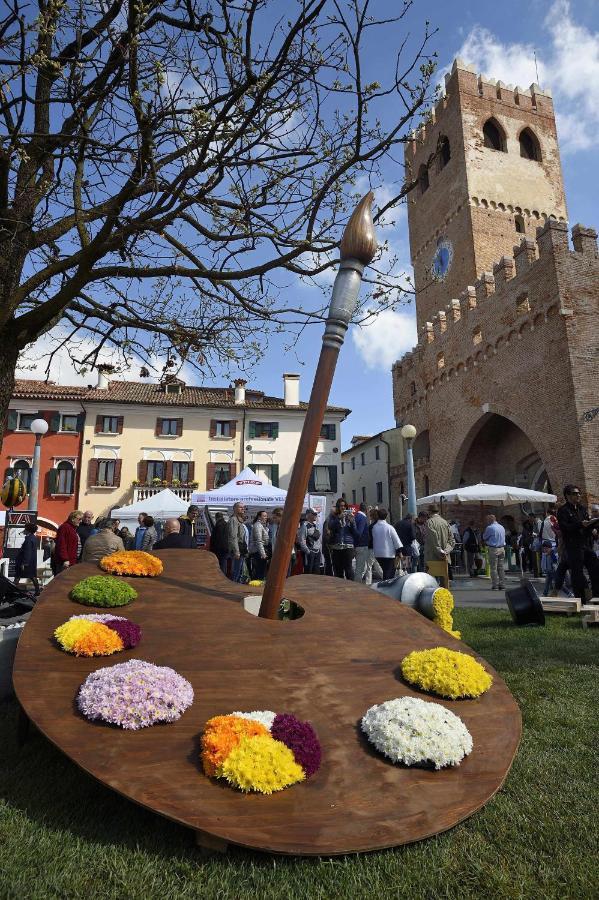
left=238, top=537, right=248, bottom=557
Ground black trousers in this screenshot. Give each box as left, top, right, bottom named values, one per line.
left=565, top=545, right=599, bottom=599
left=303, top=550, right=321, bottom=574
left=249, top=553, right=267, bottom=580
left=331, top=547, right=354, bottom=580
left=376, top=557, right=396, bottom=580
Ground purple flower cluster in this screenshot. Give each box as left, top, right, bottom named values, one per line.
left=104, top=619, right=142, bottom=649
left=271, top=713, right=322, bottom=777
left=77, top=659, right=194, bottom=730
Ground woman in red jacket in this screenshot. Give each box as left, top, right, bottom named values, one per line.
left=51, top=510, right=83, bottom=574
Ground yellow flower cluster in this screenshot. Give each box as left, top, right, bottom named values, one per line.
left=54, top=619, right=123, bottom=657
left=218, top=734, right=304, bottom=794
left=200, top=714, right=305, bottom=793
left=248, top=580, right=264, bottom=587
left=100, top=551, right=163, bottom=577
left=432, top=588, right=461, bottom=639
left=401, top=647, right=493, bottom=699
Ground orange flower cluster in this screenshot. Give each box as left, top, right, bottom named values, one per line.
left=99, top=551, right=163, bottom=577
left=200, top=715, right=268, bottom=776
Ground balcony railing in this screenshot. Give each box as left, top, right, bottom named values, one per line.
left=133, top=485, right=195, bottom=503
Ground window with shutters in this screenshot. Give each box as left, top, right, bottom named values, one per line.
left=375, top=445, right=380, bottom=460
left=159, top=418, right=180, bottom=436
left=376, top=481, right=383, bottom=503
left=360, top=452, right=365, bottom=466
left=60, top=414, right=79, bottom=432
left=252, top=464, right=279, bottom=487
left=100, top=415, right=119, bottom=433
left=172, top=461, right=190, bottom=483
left=351, top=457, right=356, bottom=470
left=352, top=489, right=356, bottom=504
left=214, top=464, right=231, bottom=488
left=249, top=421, right=279, bottom=439
left=55, top=460, right=75, bottom=494
left=13, top=459, right=32, bottom=491
left=97, top=460, right=116, bottom=486
left=147, top=460, right=166, bottom=482
left=341, top=462, right=345, bottom=475
left=320, top=423, right=336, bottom=440
left=16, top=412, right=37, bottom=431
left=361, top=486, right=366, bottom=503
left=215, top=421, right=232, bottom=437
left=309, top=465, right=337, bottom=493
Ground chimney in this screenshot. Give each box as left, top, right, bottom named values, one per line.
left=96, top=364, right=113, bottom=390
left=283, top=373, right=300, bottom=407
left=234, top=378, right=247, bottom=405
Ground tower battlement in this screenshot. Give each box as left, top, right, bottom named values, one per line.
left=392, top=221, right=598, bottom=408
left=406, top=58, right=554, bottom=160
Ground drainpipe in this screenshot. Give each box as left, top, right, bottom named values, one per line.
left=241, top=408, right=246, bottom=471
left=379, top=431, right=392, bottom=517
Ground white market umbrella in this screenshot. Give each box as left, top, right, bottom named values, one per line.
left=416, top=483, right=557, bottom=506
left=192, top=467, right=307, bottom=508
left=111, top=488, right=188, bottom=521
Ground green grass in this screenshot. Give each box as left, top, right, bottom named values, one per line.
left=1, top=609, right=597, bottom=900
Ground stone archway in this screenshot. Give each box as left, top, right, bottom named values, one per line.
left=451, top=413, right=548, bottom=491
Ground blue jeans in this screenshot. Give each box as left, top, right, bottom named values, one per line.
left=231, top=556, right=244, bottom=582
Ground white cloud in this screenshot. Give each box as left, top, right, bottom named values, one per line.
left=351, top=307, right=417, bottom=370
left=16, top=327, right=161, bottom=385
left=453, top=1, right=599, bottom=153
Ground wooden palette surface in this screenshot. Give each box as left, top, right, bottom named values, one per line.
left=13, top=550, right=521, bottom=856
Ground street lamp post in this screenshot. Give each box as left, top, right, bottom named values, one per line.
left=29, top=418, right=49, bottom=512
left=401, top=424, right=417, bottom=517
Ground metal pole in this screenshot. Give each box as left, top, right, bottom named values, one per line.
left=406, top=441, right=417, bottom=517
left=259, top=194, right=377, bottom=620
left=28, top=434, right=42, bottom=511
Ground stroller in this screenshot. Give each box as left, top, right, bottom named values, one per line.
left=0, top=574, right=37, bottom=625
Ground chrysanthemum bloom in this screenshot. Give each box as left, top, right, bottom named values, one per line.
left=217, top=734, right=305, bottom=794
left=432, top=588, right=461, bottom=639
left=99, top=551, right=163, bottom=577
left=55, top=619, right=123, bottom=656
left=271, top=713, right=321, bottom=777
left=201, top=715, right=268, bottom=777
left=401, top=647, right=492, bottom=699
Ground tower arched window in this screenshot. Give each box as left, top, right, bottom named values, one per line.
left=418, top=164, right=429, bottom=194
left=519, top=128, right=541, bottom=161
left=515, top=214, right=525, bottom=234
left=483, top=118, right=506, bottom=152
left=438, top=135, right=451, bottom=169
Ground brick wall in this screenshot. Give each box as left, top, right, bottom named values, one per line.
left=392, top=222, right=599, bottom=506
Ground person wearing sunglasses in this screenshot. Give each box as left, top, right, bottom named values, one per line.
left=556, top=485, right=599, bottom=600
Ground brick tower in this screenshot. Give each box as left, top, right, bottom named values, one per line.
left=406, top=58, right=567, bottom=331
left=391, top=59, right=598, bottom=511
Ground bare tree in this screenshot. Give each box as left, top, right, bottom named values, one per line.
left=0, top=0, right=436, bottom=436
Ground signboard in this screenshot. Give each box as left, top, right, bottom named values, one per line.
left=7, top=510, right=38, bottom=527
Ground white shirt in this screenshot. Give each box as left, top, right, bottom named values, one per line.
left=372, top=520, right=403, bottom=558
left=541, top=516, right=556, bottom=543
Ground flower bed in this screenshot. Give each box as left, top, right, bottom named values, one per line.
left=71, top=575, right=138, bottom=607
left=361, top=696, right=473, bottom=769
left=99, top=551, right=163, bottom=577
left=55, top=614, right=141, bottom=657
left=77, top=659, right=193, bottom=729
left=401, top=647, right=493, bottom=699
left=200, top=710, right=321, bottom=793
left=432, top=588, right=461, bottom=639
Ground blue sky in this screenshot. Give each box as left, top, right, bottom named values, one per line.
left=19, top=0, right=599, bottom=449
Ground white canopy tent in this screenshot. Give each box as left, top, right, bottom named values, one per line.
left=192, top=467, right=308, bottom=508
left=110, top=488, right=188, bottom=523
left=416, top=483, right=557, bottom=506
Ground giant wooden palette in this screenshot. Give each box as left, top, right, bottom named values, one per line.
left=13, top=551, right=521, bottom=856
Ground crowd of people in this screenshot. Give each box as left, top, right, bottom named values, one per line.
left=12, top=484, right=599, bottom=602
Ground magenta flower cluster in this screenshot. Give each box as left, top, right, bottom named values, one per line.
left=103, top=619, right=142, bottom=649
left=77, top=659, right=194, bottom=730
left=271, top=713, right=322, bottom=777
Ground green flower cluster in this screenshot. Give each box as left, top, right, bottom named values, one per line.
left=70, top=575, right=137, bottom=608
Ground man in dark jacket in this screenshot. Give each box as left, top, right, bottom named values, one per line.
left=394, top=514, right=417, bottom=573
left=154, top=519, right=187, bottom=550
left=556, top=484, right=599, bottom=599
left=178, top=505, right=200, bottom=548
left=209, top=512, right=230, bottom=574
left=77, top=510, right=95, bottom=547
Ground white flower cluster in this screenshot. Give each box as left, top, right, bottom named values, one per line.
left=232, top=709, right=276, bottom=730
left=361, top=697, right=473, bottom=770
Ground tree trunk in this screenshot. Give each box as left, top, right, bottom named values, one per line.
left=0, top=336, right=20, bottom=457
